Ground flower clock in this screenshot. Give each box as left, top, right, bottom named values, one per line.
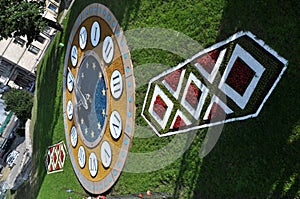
left=62, top=3, right=135, bottom=194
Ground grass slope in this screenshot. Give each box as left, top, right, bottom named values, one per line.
left=10, top=0, right=300, bottom=198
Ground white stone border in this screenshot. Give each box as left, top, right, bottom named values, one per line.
left=194, top=48, right=227, bottom=83
left=218, top=44, right=265, bottom=109
left=181, top=73, right=209, bottom=120
left=148, top=85, right=174, bottom=129
left=141, top=31, right=288, bottom=137
left=203, top=95, right=233, bottom=120
left=162, top=69, right=186, bottom=99
left=170, top=109, right=192, bottom=129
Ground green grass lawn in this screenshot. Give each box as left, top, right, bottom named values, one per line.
left=9, top=0, right=300, bottom=198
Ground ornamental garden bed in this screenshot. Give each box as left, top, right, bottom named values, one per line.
left=142, top=32, right=287, bottom=136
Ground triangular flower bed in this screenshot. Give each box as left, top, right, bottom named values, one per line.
left=163, top=69, right=182, bottom=91
left=195, top=49, right=220, bottom=74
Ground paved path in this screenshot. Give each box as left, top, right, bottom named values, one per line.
left=5, top=138, right=28, bottom=189
left=59, top=0, right=75, bottom=24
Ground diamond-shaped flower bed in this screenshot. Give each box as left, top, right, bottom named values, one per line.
left=218, top=44, right=265, bottom=109
left=185, top=82, right=201, bottom=109
left=60, top=149, right=65, bottom=163
left=196, top=49, right=220, bottom=74
left=225, top=58, right=255, bottom=96
left=53, top=151, right=57, bottom=165
left=46, top=141, right=67, bottom=174
left=147, top=85, right=174, bottom=130
left=153, top=95, right=168, bottom=120
left=142, top=32, right=287, bottom=136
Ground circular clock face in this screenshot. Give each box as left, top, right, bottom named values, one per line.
left=63, top=3, right=135, bottom=195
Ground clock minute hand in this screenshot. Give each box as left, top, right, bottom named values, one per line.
left=67, top=67, right=88, bottom=110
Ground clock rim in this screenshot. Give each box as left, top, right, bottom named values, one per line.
left=62, top=3, right=135, bottom=195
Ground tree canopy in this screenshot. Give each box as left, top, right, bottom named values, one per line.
left=0, top=0, right=46, bottom=45
left=3, top=88, right=33, bottom=124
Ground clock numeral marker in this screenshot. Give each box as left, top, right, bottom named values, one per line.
left=109, top=110, right=122, bottom=140
left=67, top=100, right=73, bottom=120
left=70, top=126, right=78, bottom=148
left=79, top=26, right=87, bottom=49
left=89, top=153, right=98, bottom=177
left=67, top=70, right=74, bottom=92
left=78, top=146, right=86, bottom=168
left=70, top=45, right=78, bottom=67
left=102, top=36, right=114, bottom=64
left=110, top=70, right=123, bottom=99
left=91, top=21, right=100, bottom=47
left=101, top=141, right=112, bottom=168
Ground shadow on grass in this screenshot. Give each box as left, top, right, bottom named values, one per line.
left=172, top=0, right=300, bottom=198
left=12, top=35, right=65, bottom=199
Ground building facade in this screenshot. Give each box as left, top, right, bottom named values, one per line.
left=0, top=0, right=61, bottom=89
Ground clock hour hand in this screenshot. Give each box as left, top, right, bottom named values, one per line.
left=67, top=67, right=88, bottom=110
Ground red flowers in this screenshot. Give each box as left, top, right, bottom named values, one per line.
left=226, top=58, right=255, bottom=95
left=164, top=69, right=182, bottom=91
left=208, top=102, right=226, bottom=121
left=196, top=49, right=220, bottom=74
left=53, top=152, right=57, bottom=164
left=185, top=82, right=201, bottom=109
left=172, top=115, right=186, bottom=129
left=60, top=150, right=64, bottom=162
left=153, top=95, right=168, bottom=119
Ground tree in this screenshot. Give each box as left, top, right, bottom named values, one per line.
left=0, top=0, right=63, bottom=45
left=3, top=88, right=33, bottom=124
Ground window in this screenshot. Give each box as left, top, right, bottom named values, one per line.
left=0, top=59, right=13, bottom=68
left=13, top=37, right=26, bottom=47
left=36, top=35, right=46, bottom=44
left=48, top=3, right=57, bottom=12
left=42, top=26, right=52, bottom=37
left=28, top=45, right=40, bottom=55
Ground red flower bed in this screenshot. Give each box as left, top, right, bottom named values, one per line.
left=49, top=164, right=53, bottom=172
left=53, top=152, right=57, bottom=163
left=153, top=95, right=168, bottom=119
left=60, top=150, right=65, bottom=162
left=208, top=102, right=226, bottom=121
left=172, top=115, right=187, bottom=129
left=225, top=58, right=255, bottom=95
left=196, top=49, right=220, bottom=74
left=185, top=82, right=201, bottom=109
left=164, top=69, right=182, bottom=91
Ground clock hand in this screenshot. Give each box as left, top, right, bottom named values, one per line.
left=67, top=67, right=88, bottom=110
